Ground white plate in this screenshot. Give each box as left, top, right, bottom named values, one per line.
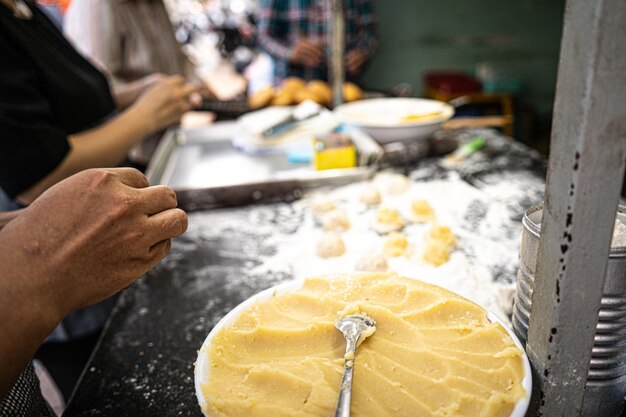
left=334, top=98, right=455, bottom=143
left=195, top=278, right=532, bottom=417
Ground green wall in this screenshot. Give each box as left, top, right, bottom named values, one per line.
left=363, top=0, right=565, bottom=116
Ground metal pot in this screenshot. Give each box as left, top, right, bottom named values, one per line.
left=513, top=202, right=626, bottom=417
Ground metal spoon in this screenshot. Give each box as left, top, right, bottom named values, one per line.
left=334, top=314, right=377, bottom=417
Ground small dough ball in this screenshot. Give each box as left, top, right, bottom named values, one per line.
left=311, top=195, right=336, bottom=217
left=355, top=253, right=388, bottom=272
left=383, top=232, right=409, bottom=257
left=316, top=233, right=346, bottom=258
left=410, top=199, right=436, bottom=223
left=322, top=209, right=351, bottom=233
left=307, top=80, right=332, bottom=106
left=428, top=224, right=456, bottom=249
left=360, top=184, right=381, bottom=206
left=248, top=86, right=275, bottom=109
left=375, top=173, right=410, bottom=195
left=281, top=77, right=306, bottom=93
left=373, top=207, right=404, bottom=233
left=423, top=238, right=451, bottom=266
left=343, top=82, right=363, bottom=102
left=271, top=90, right=294, bottom=106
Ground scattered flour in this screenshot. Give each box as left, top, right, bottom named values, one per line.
left=232, top=172, right=529, bottom=324
left=183, top=140, right=546, bottom=327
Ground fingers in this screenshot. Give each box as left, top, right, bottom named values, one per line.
left=300, top=43, right=324, bottom=65
left=346, top=53, right=365, bottom=75
left=179, top=83, right=200, bottom=99
left=145, top=208, right=188, bottom=245
left=291, top=40, right=324, bottom=66
left=146, top=239, right=172, bottom=268
left=102, top=168, right=149, bottom=189
left=164, top=74, right=186, bottom=86
left=189, top=92, right=203, bottom=108
left=137, top=185, right=178, bottom=215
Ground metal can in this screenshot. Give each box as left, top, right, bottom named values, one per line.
left=512, top=202, right=626, bottom=417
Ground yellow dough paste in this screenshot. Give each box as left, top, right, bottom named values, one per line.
left=373, top=207, right=404, bottom=234
left=423, top=224, right=456, bottom=266
left=428, top=224, right=456, bottom=248
left=423, top=239, right=451, bottom=266
left=201, top=273, right=526, bottom=417
left=410, top=199, right=436, bottom=223
left=383, top=232, right=409, bottom=257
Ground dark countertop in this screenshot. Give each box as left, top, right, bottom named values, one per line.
left=63, top=129, right=547, bottom=417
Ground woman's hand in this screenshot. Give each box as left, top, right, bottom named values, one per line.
left=289, top=39, right=324, bottom=67
left=130, top=75, right=200, bottom=134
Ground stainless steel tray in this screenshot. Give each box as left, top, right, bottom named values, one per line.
left=146, top=122, right=377, bottom=210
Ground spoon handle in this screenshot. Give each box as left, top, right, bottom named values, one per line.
left=334, top=339, right=357, bottom=417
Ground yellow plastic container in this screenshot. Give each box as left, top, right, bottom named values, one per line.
left=312, top=135, right=357, bottom=170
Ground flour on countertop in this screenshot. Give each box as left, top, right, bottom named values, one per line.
left=184, top=170, right=537, bottom=325
left=179, top=131, right=548, bottom=327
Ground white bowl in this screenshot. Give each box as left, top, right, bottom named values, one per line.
left=195, top=278, right=532, bottom=417
left=334, top=98, right=455, bottom=143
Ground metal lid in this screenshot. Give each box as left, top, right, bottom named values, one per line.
left=522, top=202, right=626, bottom=256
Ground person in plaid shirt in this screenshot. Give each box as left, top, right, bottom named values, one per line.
left=257, top=0, right=378, bottom=84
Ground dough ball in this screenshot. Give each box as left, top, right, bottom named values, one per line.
left=307, top=80, right=332, bottom=106
left=248, top=86, right=275, bottom=109
left=375, top=173, right=410, bottom=195
left=383, top=232, right=409, bottom=257
left=271, top=90, right=294, bottom=106
left=311, top=195, right=336, bottom=217
left=428, top=224, right=456, bottom=249
left=343, top=82, right=363, bottom=102
left=423, top=238, right=451, bottom=266
left=322, top=209, right=351, bottom=233
left=316, top=233, right=346, bottom=258
left=373, top=207, right=404, bottom=234
left=281, top=77, right=306, bottom=93
left=410, top=199, right=436, bottom=223
left=360, top=184, right=381, bottom=206
left=355, top=253, right=388, bottom=272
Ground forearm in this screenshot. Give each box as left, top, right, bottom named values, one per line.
left=257, top=0, right=292, bottom=61
left=258, top=33, right=292, bottom=61
left=0, top=239, right=62, bottom=398
left=17, top=107, right=151, bottom=205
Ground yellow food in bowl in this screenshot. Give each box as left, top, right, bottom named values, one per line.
left=401, top=111, right=442, bottom=122
left=201, top=272, right=526, bottom=417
